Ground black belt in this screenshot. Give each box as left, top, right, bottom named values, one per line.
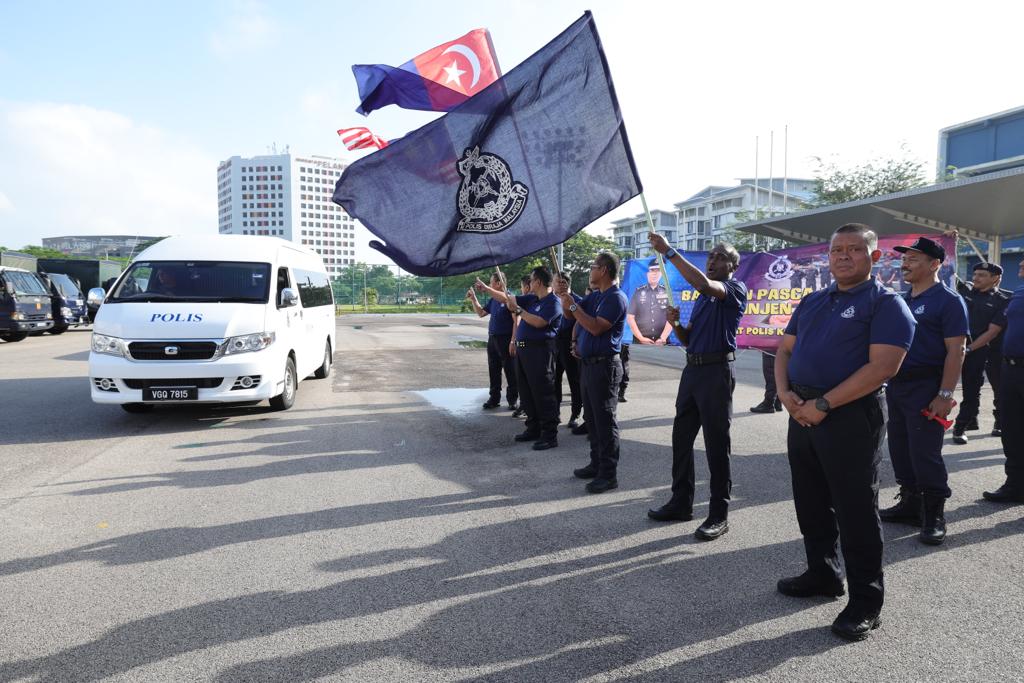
left=790, top=383, right=827, bottom=400
left=581, top=354, right=618, bottom=366
left=515, top=339, right=554, bottom=348
left=891, top=365, right=942, bottom=382
left=1006, top=356, right=1024, bottom=367
left=686, top=351, right=735, bottom=366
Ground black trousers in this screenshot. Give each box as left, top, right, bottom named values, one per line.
left=486, top=334, right=518, bottom=405
left=619, top=343, right=630, bottom=397
left=670, top=362, right=735, bottom=519
left=787, top=391, right=886, bottom=612
left=554, top=334, right=582, bottom=418
left=956, top=348, right=1002, bottom=429
left=999, top=361, right=1024, bottom=486
left=886, top=376, right=950, bottom=497
left=581, top=356, right=623, bottom=478
left=515, top=342, right=559, bottom=439
left=761, top=351, right=778, bottom=402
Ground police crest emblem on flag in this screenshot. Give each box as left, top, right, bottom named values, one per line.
left=455, top=146, right=529, bottom=233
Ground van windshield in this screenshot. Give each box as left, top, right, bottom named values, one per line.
left=2, top=270, right=49, bottom=296
left=109, top=261, right=272, bottom=303
left=45, top=272, right=83, bottom=298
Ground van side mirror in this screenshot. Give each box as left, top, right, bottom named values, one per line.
left=87, top=288, right=106, bottom=307
left=280, top=287, right=299, bottom=308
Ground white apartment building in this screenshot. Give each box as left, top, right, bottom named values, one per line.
left=610, top=210, right=678, bottom=259
left=217, top=152, right=377, bottom=275
left=674, top=178, right=816, bottom=251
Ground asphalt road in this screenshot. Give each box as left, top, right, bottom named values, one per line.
left=0, top=315, right=1021, bottom=681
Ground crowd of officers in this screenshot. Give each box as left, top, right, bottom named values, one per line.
left=467, top=224, right=1024, bottom=643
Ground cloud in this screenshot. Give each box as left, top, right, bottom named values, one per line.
left=208, top=1, right=279, bottom=56
left=0, top=102, right=216, bottom=245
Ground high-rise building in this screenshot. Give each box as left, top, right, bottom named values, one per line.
left=216, top=152, right=376, bottom=275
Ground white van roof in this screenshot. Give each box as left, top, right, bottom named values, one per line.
left=134, top=235, right=322, bottom=267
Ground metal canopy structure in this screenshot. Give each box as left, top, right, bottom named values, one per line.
left=731, top=165, right=1024, bottom=265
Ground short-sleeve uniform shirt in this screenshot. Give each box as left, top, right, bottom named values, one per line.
left=627, top=284, right=669, bottom=339
left=577, top=285, right=629, bottom=357
left=686, top=279, right=748, bottom=355
left=786, top=279, right=916, bottom=391
left=484, top=297, right=514, bottom=336
left=514, top=292, right=563, bottom=341
left=901, top=283, right=968, bottom=368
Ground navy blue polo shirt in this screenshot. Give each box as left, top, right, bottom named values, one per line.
left=484, top=297, right=514, bottom=336
left=901, top=283, right=968, bottom=368
left=686, top=279, right=747, bottom=354
left=786, top=278, right=916, bottom=391
left=557, top=292, right=583, bottom=337
left=514, top=292, right=563, bottom=341
left=995, top=286, right=1024, bottom=357
left=576, top=285, right=628, bottom=357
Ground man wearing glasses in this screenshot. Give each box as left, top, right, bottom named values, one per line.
left=477, top=267, right=563, bottom=450
left=558, top=252, right=628, bottom=493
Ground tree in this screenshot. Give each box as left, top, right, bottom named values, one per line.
left=18, top=245, right=69, bottom=259
left=809, top=146, right=927, bottom=208
left=364, top=287, right=379, bottom=305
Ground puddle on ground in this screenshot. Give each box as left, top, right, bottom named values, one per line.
left=414, top=388, right=489, bottom=417
left=457, top=340, right=487, bottom=349
left=352, top=325, right=363, bottom=330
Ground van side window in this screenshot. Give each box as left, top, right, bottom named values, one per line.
left=293, top=269, right=334, bottom=307
left=276, top=267, right=291, bottom=308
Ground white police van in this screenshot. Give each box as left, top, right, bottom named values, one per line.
left=88, top=235, right=335, bottom=412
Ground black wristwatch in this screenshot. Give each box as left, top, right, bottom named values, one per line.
left=815, top=397, right=831, bottom=413
left=568, top=303, right=578, bottom=313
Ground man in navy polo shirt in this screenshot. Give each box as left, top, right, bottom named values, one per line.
left=478, top=267, right=563, bottom=450
left=774, top=223, right=916, bottom=641
left=467, top=272, right=519, bottom=411
left=553, top=273, right=584, bottom=430
left=953, top=262, right=1011, bottom=443
left=558, top=251, right=628, bottom=493
left=646, top=232, right=747, bottom=542
left=878, top=237, right=967, bottom=546
left=983, top=257, right=1024, bottom=504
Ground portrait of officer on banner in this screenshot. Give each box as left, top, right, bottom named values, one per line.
left=627, top=263, right=674, bottom=345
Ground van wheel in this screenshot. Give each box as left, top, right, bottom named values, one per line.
left=121, top=403, right=154, bottom=414
left=314, top=341, right=332, bottom=379
left=49, top=325, right=68, bottom=335
left=269, top=357, right=297, bottom=411
left=1, top=332, right=27, bottom=342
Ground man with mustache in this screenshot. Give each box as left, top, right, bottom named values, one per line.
left=645, top=232, right=747, bottom=541
left=774, top=223, right=916, bottom=641
left=878, top=237, right=968, bottom=546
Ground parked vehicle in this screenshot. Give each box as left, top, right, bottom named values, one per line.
left=0, top=266, right=54, bottom=341
left=38, top=271, right=90, bottom=334
left=88, top=235, right=335, bottom=412
left=36, top=258, right=123, bottom=322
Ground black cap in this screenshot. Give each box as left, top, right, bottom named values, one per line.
left=973, top=262, right=1004, bottom=276
left=894, top=236, right=946, bottom=262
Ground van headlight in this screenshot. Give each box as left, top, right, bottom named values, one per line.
left=91, top=333, right=128, bottom=357
left=61, top=307, right=72, bottom=318
left=222, top=331, right=275, bottom=355
left=11, top=312, right=23, bottom=321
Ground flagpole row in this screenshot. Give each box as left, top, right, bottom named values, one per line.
left=548, top=246, right=562, bottom=278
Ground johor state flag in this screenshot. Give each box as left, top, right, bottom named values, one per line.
left=353, top=28, right=501, bottom=115
left=333, top=12, right=642, bottom=276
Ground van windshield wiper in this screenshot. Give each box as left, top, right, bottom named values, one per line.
left=112, top=294, right=184, bottom=302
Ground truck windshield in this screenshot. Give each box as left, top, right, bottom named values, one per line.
left=45, top=272, right=83, bottom=298
left=3, top=271, right=49, bottom=296
left=109, top=261, right=272, bottom=303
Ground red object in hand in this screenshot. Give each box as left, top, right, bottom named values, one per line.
left=921, top=400, right=956, bottom=431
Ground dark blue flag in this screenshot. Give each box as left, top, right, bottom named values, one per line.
left=333, top=11, right=642, bottom=276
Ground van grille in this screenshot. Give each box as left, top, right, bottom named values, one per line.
left=123, top=378, right=224, bottom=389
left=128, top=341, right=219, bottom=360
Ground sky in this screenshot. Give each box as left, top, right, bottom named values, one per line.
left=1, top=0, right=1022, bottom=252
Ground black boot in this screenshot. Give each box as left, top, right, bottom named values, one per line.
left=919, top=493, right=947, bottom=545
left=879, top=487, right=922, bottom=526
left=750, top=399, right=775, bottom=413
left=952, top=424, right=967, bottom=445
left=773, top=397, right=783, bottom=411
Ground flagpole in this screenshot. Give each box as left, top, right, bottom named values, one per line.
left=639, top=192, right=675, bottom=309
